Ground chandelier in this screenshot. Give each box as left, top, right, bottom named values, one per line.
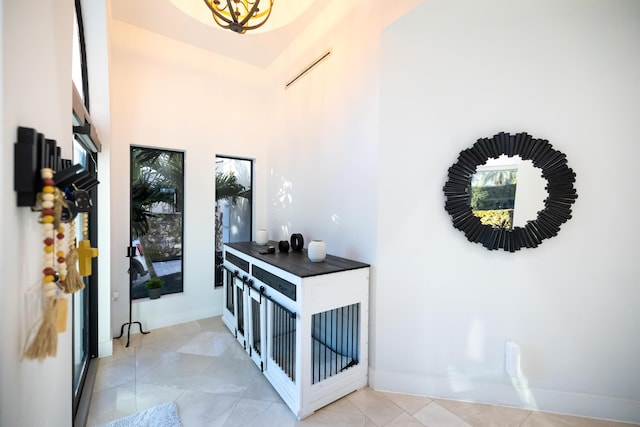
left=202, top=0, right=274, bottom=34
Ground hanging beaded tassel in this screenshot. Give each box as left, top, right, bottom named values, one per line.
left=24, top=168, right=60, bottom=360
left=65, top=219, right=85, bottom=293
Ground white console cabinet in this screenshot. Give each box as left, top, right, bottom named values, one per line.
left=222, top=241, right=369, bottom=419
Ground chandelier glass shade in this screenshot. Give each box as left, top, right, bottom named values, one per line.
left=203, top=0, right=274, bottom=34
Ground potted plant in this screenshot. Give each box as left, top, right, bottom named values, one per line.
left=145, top=276, right=164, bottom=299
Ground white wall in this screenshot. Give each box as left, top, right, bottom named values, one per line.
left=264, top=6, right=381, bottom=263
left=108, top=21, right=270, bottom=333
left=374, top=0, right=640, bottom=422
left=1, top=1, right=75, bottom=426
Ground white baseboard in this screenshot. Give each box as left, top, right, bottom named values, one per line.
left=140, top=305, right=218, bottom=331
left=98, top=339, right=112, bottom=358
left=369, top=368, right=640, bottom=424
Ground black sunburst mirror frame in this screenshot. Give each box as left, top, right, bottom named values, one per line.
left=443, top=132, right=578, bottom=252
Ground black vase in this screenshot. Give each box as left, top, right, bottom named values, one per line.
left=278, top=240, right=290, bottom=252
left=290, top=233, right=304, bottom=251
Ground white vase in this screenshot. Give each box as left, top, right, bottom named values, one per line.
left=308, top=240, right=326, bottom=262
left=256, top=229, right=269, bottom=245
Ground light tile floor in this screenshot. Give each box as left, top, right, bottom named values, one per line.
left=87, top=317, right=637, bottom=427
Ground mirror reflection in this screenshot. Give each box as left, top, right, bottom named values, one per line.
left=470, top=155, right=547, bottom=229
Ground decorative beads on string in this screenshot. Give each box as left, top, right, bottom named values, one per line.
left=82, top=212, right=89, bottom=240
left=56, top=225, right=67, bottom=289
left=40, top=168, right=58, bottom=298
left=39, top=170, right=68, bottom=293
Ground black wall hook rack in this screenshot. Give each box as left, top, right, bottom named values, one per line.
left=14, top=126, right=100, bottom=208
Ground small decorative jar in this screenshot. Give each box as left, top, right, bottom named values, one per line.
left=278, top=240, right=290, bottom=252
left=307, top=240, right=326, bottom=262
left=256, top=229, right=269, bottom=245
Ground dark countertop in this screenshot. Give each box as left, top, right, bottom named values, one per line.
left=225, top=241, right=369, bottom=278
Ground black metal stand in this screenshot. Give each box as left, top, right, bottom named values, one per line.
left=114, top=266, right=149, bottom=347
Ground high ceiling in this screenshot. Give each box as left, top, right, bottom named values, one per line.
left=109, top=0, right=422, bottom=69
left=110, top=0, right=339, bottom=68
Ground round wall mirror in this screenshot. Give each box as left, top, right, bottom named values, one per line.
left=443, top=132, right=577, bottom=252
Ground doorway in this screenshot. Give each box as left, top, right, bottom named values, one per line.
left=71, top=137, right=99, bottom=422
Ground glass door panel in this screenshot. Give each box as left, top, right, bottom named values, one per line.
left=215, top=156, right=253, bottom=287
left=72, top=138, right=94, bottom=407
